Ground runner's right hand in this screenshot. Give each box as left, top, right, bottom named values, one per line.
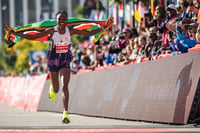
left=5, top=26, right=15, bottom=34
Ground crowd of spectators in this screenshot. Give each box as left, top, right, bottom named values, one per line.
left=70, top=0, right=200, bottom=74
left=27, top=0, right=200, bottom=75
left=28, top=56, right=48, bottom=76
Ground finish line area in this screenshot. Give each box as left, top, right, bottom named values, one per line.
left=0, top=103, right=199, bottom=133
left=0, top=128, right=189, bottom=133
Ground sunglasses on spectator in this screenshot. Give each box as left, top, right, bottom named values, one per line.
left=188, top=27, right=193, bottom=30
left=167, top=8, right=175, bottom=12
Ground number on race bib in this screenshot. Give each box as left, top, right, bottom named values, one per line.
left=55, top=42, right=69, bottom=53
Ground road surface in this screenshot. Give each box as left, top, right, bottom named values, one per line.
left=0, top=102, right=199, bottom=133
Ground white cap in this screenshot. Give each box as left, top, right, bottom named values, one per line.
left=167, top=4, right=176, bottom=11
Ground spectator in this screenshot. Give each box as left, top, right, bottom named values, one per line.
left=131, top=28, right=139, bottom=39
left=162, top=4, right=178, bottom=48
left=76, top=46, right=88, bottom=63
left=149, top=40, right=162, bottom=60
left=187, top=2, right=198, bottom=22
left=176, top=6, right=183, bottom=16
left=149, top=26, right=158, bottom=34
left=167, top=31, right=180, bottom=55
left=29, top=56, right=44, bottom=75
left=78, top=46, right=87, bottom=67
left=174, top=25, right=197, bottom=53
left=178, top=0, right=197, bottom=22
left=122, top=27, right=133, bottom=45
left=117, top=33, right=127, bottom=50
left=88, top=45, right=105, bottom=69
left=88, top=44, right=96, bottom=64
left=129, top=37, right=140, bottom=61
left=144, top=5, right=166, bottom=34
left=105, top=41, right=119, bottom=65
left=81, top=53, right=91, bottom=69
left=116, top=52, right=124, bottom=63
left=179, top=0, right=190, bottom=19
left=121, top=47, right=131, bottom=65
left=95, top=45, right=105, bottom=66
left=187, top=22, right=198, bottom=39
left=37, top=66, right=45, bottom=75
left=137, top=25, right=147, bottom=36
left=145, top=32, right=158, bottom=59
left=108, top=38, right=121, bottom=54
left=129, top=38, right=135, bottom=51
left=41, top=56, right=48, bottom=73
left=70, top=59, right=81, bottom=74
left=196, top=24, right=200, bottom=43
left=138, top=35, right=147, bottom=57
left=194, top=0, right=200, bottom=23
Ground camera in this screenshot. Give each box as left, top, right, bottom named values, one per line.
left=189, top=3, right=193, bottom=6
left=119, top=35, right=125, bottom=40
left=168, top=31, right=174, bottom=38
left=118, top=33, right=125, bottom=40
left=96, top=45, right=102, bottom=54
left=177, top=26, right=182, bottom=32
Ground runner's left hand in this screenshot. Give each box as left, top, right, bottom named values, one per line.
left=105, top=16, right=114, bottom=29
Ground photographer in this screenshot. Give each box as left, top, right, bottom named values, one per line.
left=108, top=37, right=121, bottom=54
left=104, top=40, right=118, bottom=65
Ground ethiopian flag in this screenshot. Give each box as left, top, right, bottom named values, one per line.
left=4, top=17, right=112, bottom=50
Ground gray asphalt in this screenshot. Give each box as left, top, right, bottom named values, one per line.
left=0, top=102, right=199, bottom=132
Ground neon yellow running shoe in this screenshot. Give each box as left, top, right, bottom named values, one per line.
left=48, top=84, right=57, bottom=102
left=62, top=111, right=70, bottom=123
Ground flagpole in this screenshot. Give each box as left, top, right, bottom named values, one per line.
left=97, top=0, right=99, bottom=20
left=122, top=1, right=125, bottom=29
left=132, top=0, right=135, bottom=27
left=116, top=3, right=119, bottom=26
left=107, top=0, right=109, bottom=19
left=0, top=0, right=2, bottom=43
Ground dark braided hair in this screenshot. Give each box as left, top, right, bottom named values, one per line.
left=56, top=10, right=68, bottom=18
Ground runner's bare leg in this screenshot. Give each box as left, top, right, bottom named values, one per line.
left=59, top=68, right=70, bottom=111
left=49, top=72, right=59, bottom=93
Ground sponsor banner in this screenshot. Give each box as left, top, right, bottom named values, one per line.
left=0, top=74, right=47, bottom=110
left=38, top=51, right=200, bottom=124
left=67, top=51, right=200, bottom=124
left=29, top=50, right=48, bottom=64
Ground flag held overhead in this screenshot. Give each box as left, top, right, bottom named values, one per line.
left=4, top=17, right=113, bottom=50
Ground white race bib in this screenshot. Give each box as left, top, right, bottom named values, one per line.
left=55, top=42, right=69, bottom=53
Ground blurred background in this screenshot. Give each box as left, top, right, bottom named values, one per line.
left=0, top=0, right=177, bottom=43
left=0, top=0, right=181, bottom=76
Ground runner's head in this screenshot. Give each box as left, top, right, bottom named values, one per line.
left=56, top=10, right=68, bottom=27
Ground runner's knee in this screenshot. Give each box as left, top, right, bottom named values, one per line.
left=62, top=83, right=69, bottom=93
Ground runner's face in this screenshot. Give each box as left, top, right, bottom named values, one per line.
left=56, top=14, right=68, bottom=28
